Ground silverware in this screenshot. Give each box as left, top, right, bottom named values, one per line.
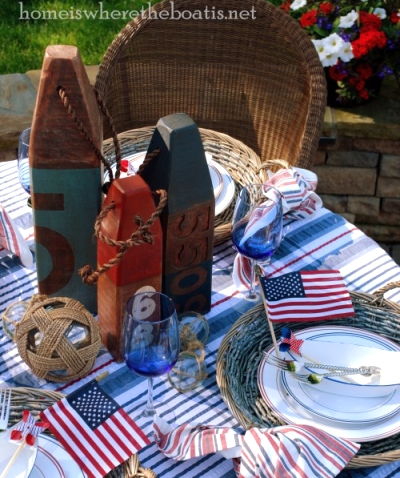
left=0, top=389, right=11, bottom=430
left=263, top=353, right=381, bottom=384
left=286, top=370, right=377, bottom=385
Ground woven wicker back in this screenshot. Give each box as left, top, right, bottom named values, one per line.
left=95, top=0, right=327, bottom=168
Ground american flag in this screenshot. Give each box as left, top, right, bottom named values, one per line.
left=40, top=380, right=150, bottom=478
left=260, top=270, right=355, bottom=322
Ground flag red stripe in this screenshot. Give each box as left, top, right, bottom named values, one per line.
left=96, top=418, right=129, bottom=462
left=268, top=298, right=352, bottom=312
left=118, top=408, right=150, bottom=446
left=267, top=305, right=353, bottom=315
left=42, top=405, right=105, bottom=478
left=57, top=400, right=118, bottom=470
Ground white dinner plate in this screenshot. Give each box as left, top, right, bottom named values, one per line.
left=258, top=326, right=400, bottom=442
left=281, top=372, right=400, bottom=428
left=30, top=435, right=86, bottom=478
left=281, top=326, right=400, bottom=426
left=105, top=151, right=235, bottom=216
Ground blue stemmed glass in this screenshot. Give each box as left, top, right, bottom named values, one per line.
left=123, top=291, right=180, bottom=420
left=232, top=184, right=283, bottom=300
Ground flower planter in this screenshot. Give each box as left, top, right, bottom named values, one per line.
left=325, top=68, right=383, bottom=108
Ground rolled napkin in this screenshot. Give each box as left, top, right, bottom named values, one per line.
left=238, top=186, right=281, bottom=248
left=153, top=417, right=360, bottom=478
left=267, top=167, right=322, bottom=221
left=233, top=167, right=322, bottom=291
left=0, top=204, right=33, bottom=268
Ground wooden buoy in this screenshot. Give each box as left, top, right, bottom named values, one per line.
left=139, top=113, right=215, bottom=314
left=29, top=45, right=102, bottom=313
left=97, top=175, right=163, bottom=362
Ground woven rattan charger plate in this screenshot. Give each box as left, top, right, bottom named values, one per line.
left=3, top=387, right=155, bottom=477
left=216, top=282, right=400, bottom=469
left=102, top=127, right=267, bottom=245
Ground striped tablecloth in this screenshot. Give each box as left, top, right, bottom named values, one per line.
left=1, top=159, right=400, bottom=478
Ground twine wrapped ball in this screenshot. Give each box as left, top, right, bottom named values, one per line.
left=14, top=295, right=102, bottom=382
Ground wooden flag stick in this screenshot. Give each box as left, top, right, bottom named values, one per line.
left=256, top=266, right=281, bottom=358
left=0, top=441, right=27, bottom=478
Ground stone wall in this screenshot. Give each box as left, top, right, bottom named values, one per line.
left=311, top=75, right=400, bottom=263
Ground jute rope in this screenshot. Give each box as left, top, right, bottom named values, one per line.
left=92, top=86, right=122, bottom=181
left=58, top=86, right=168, bottom=285
left=58, top=86, right=114, bottom=190
left=14, top=295, right=102, bottom=383
left=168, top=313, right=209, bottom=393
left=78, top=188, right=167, bottom=285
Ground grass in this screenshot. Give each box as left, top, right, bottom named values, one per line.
left=0, top=0, right=156, bottom=74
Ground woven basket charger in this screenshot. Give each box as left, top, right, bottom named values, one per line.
left=216, top=282, right=400, bottom=469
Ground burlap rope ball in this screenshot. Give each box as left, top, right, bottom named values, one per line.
left=14, top=295, right=102, bottom=382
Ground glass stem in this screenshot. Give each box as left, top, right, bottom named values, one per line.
left=246, top=258, right=258, bottom=300
left=145, top=377, right=155, bottom=415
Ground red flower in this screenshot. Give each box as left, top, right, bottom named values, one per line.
left=352, top=30, right=387, bottom=58
left=299, top=10, right=317, bottom=28
left=280, top=1, right=291, bottom=12
left=359, top=89, right=369, bottom=100
left=329, top=65, right=347, bottom=81
left=349, top=77, right=365, bottom=91
left=319, top=3, right=334, bottom=15
left=355, top=63, right=373, bottom=80
left=359, top=11, right=382, bottom=30
left=391, top=11, right=400, bottom=23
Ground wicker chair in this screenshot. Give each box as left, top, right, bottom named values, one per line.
left=95, top=0, right=326, bottom=168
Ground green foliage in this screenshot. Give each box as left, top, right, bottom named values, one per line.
left=0, top=0, right=155, bottom=74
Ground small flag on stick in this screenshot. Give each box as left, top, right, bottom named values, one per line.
left=40, top=380, right=150, bottom=478
left=260, top=270, right=355, bottom=322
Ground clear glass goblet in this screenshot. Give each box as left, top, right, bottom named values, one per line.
left=18, top=128, right=31, bottom=195
left=123, top=291, right=180, bottom=421
left=232, top=184, right=283, bottom=300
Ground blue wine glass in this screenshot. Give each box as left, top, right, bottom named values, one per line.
left=232, top=184, right=283, bottom=300
left=123, top=291, right=180, bottom=420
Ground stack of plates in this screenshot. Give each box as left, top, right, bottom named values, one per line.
left=0, top=431, right=86, bottom=478
left=258, top=326, right=400, bottom=442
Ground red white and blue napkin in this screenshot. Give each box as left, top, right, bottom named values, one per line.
left=0, top=204, right=33, bottom=268
left=10, top=410, right=48, bottom=446
left=232, top=167, right=322, bottom=292
left=153, top=417, right=360, bottom=478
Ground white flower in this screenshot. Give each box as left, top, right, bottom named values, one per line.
left=339, top=9, right=358, bottom=28
left=338, top=42, right=354, bottom=63
left=290, top=0, right=306, bottom=11
left=324, top=33, right=345, bottom=54
left=312, top=38, right=340, bottom=67
left=373, top=8, right=387, bottom=20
